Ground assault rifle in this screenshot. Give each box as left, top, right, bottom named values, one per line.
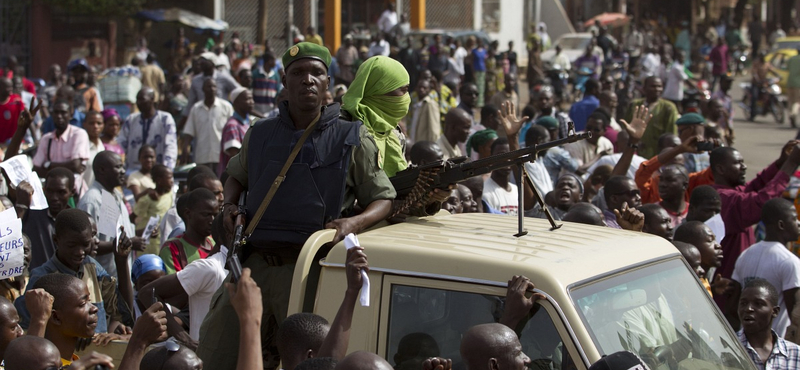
left=390, top=123, right=590, bottom=235
left=228, top=192, right=246, bottom=282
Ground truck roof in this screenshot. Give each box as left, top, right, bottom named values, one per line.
left=323, top=213, right=680, bottom=293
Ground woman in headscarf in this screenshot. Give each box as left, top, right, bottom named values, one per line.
left=343, top=56, right=411, bottom=177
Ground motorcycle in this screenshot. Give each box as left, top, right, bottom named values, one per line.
left=731, top=46, right=749, bottom=76
left=682, top=80, right=711, bottom=114
left=740, top=77, right=786, bottom=124
left=573, top=66, right=595, bottom=102
left=545, top=66, right=570, bottom=103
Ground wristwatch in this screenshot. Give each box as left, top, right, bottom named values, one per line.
left=628, top=143, right=640, bottom=149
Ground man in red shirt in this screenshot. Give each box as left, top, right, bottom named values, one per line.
left=0, top=77, right=24, bottom=143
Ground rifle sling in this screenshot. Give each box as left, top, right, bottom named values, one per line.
left=244, top=114, right=320, bottom=237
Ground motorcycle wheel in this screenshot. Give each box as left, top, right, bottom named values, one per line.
left=772, top=99, right=785, bottom=124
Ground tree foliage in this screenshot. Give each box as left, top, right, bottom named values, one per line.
left=43, top=0, right=148, bottom=17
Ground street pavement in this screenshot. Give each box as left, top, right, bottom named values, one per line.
left=727, top=75, right=798, bottom=181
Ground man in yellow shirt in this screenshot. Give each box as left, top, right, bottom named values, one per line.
left=34, top=273, right=99, bottom=366
left=305, top=27, right=323, bottom=45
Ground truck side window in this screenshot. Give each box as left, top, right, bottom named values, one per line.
left=386, top=284, right=574, bottom=370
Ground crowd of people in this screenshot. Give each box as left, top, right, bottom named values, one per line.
left=2, top=4, right=800, bottom=369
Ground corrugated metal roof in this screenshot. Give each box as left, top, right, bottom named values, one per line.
left=324, top=213, right=680, bottom=290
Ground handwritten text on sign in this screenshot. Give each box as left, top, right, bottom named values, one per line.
left=0, top=213, right=24, bottom=278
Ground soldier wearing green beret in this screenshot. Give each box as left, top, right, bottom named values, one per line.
left=197, top=42, right=395, bottom=370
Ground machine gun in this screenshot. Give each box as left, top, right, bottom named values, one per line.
left=228, top=192, right=246, bottom=283
left=390, top=123, right=591, bottom=235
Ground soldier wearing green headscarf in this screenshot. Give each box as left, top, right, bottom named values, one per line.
left=343, top=56, right=411, bottom=177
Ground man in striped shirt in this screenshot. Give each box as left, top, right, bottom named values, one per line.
left=251, top=51, right=282, bottom=117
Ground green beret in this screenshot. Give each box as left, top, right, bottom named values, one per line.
left=675, top=113, right=705, bottom=126
left=282, top=42, right=332, bottom=71
left=535, top=116, right=559, bottom=130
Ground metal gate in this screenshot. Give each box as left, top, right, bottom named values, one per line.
left=0, top=0, right=31, bottom=73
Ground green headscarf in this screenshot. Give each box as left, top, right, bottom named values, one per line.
left=465, top=129, right=498, bottom=157
left=342, top=56, right=410, bottom=177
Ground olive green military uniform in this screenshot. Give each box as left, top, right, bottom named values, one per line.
left=197, top=41, right=396, bottom=370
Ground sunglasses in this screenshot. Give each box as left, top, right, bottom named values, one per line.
left=588, top=126, right=604, bottom=133
left=158, top=340, right=182, bottom=370
left=614, top=189, right=641, bottom=197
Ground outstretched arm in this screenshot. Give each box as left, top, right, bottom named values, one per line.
left=229, top=268, right=264, bottom=370
left=612, top=105, right=650, bottom=177
left=318, top=246, right=369, bottom=360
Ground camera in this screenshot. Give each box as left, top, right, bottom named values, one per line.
left=696, top=141, right=714, bottom=151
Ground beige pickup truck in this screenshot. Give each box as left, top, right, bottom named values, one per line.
left=82, top=213, right=755, bottom=370
left=287, top=213, right=756, bottom=370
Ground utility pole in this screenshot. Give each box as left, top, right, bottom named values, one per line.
left=287, top=0, right=294, bottom=48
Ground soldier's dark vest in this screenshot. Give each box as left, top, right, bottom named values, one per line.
left=246, top=102, right=361, bottom=246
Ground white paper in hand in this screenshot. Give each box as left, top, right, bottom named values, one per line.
left=0, top=208, right=16, bottom=224
left=27, top=172, right=48, bottom=210
left=0, top=155, right=31, bottom=187
left=98, top=190, right=121, bottom=238
left=705, top=213, right=726, bottom=245
left=343, top=233, right=369, bottom=306
left=141, top=216, right=160, bottom=241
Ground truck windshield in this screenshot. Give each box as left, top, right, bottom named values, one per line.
left=557, top=36, right=591, bottom=50
left=571, top=258, right=754, bottom=370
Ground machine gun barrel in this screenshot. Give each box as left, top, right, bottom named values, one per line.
left=228, top=192, right=246, bottom=282
left=390, top=128, right=591, bottom=197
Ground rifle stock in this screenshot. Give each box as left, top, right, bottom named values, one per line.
left=390, top=129, right=592, bottom=197
left=228, top=192, right=246, bottom=282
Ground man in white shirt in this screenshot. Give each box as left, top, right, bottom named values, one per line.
left=181, top=78, right=234, bottom=172
left=730, top=198, right=800, bottom=337
left=625, top=24, right=644, bottom=67
left=586, top=129, right=645, bottom=179
left=564, top=111, right=614, bottom=174
left=140, top=244, right=228, bottom=343
left=377, top=3, right=398, bottom=35
left=368, top=35, right=391, bottom=57
left=436, top=108, right=471, bottom=160
left=552, top=45, right=572, bottom=72
left=662, top=51, right=689, bottom=106
left=453, top=40, right=469, bottom=76
left=639, top=46, right=661, bottom=81
left=523, top=125, right=553, bottom=195
left=483, top=138, right=519, bottom=215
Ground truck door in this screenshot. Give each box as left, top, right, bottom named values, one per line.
left=378, top=275, right=587, bottom=370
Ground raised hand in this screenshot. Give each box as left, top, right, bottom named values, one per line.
left=499, top=101, right=529, bottom=138
left=500, top=275, right=546, bottom=328
left=617, top=105, right=651, bottom=145
left=25, top=288, right=54, bottom=323
left=346, top=246, right=369, bottom=293
left=130, top=302, right=168, bottom=345
left=17, top=96, right=42, bottom=131
left=422, top=357, right=452, bottom=370
left=614, top=203, right=645, bottom=232
left=65, top=351, right=114, bottom=370
left=227, top=268, right=263, bottom=324
left=15, top=180, right=34, bottom=207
